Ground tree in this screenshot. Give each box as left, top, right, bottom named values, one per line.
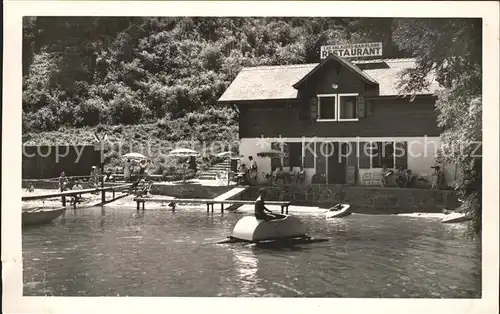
left=392, top=18, right=482, bottom=235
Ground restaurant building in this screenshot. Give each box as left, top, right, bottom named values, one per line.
left=218, top=54, right=455, bottom=186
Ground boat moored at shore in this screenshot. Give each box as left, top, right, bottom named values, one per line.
left=325, top=204, right=352, bottom=219
left=441, top=211, right=474, bottom=224
left=22, top=207, right=66, bottom=226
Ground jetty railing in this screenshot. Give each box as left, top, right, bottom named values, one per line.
left=134, top=197, right=292, bottom=214
left=22, top=183, right=135, bottom=207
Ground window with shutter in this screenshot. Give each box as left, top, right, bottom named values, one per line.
left=357, top=96, right=365, bottom=118
left=310, top=98, right=318, bottom=120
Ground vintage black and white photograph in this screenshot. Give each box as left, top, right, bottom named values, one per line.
left=2, top=1, right=499, bottom=312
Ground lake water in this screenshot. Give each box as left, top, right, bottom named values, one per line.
left=22, top=206, right=481, bottom=297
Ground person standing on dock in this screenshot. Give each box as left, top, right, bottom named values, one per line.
left=58, top=172, right=68, bottom=192
left=255, top=188, right=277, bottom=221
left=124, top=159, right=131, bottom=182
left=248, top=156, right=258, bottom=184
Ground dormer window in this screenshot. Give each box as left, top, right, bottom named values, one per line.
left=338, top=94, right=359, bottom=121
left=317, top=94, right=337, bottom=121
left=317, top=93, right=359, bottom=122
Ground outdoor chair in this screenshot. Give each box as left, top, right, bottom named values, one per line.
left=362, top=173, right=373, bottom=185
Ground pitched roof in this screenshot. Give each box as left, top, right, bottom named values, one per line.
left=218, top=64, right=315, bottom=103
left=293, top=54, right=379, bottom=88
left=218, top=58, right=441, bottom=103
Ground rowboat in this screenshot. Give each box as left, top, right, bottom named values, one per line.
left=22, top=207, right=66, bottom=226
left=441, top=211, right=474, bottom=224
left=325, top=204, right=352, bottom=219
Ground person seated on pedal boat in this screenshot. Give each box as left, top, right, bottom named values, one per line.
left=254, top=188, right=277, bottom=221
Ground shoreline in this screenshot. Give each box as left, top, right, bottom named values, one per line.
left=22, top=188, right=449, bottom=218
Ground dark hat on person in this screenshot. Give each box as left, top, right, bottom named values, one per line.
left=431, top=166, right=440, bottom=169
left=259, top=188, right=266, bottom=194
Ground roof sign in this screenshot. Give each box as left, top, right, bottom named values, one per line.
left=320, top=42, right=383, bottom=59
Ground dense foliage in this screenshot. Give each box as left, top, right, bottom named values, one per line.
left=392, top=18, right=482, bottom=235
left=22, top=17, right=410, bottom=132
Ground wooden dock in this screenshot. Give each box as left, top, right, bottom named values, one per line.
left=22, top=183, right=135, bottom=208
left=134, top=197, right=292, bottom=214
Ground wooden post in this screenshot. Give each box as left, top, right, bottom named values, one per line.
left=142, top=201, right=145, bottom=210
left=136, top=201, right=140, bottom=210
left=221, top=203, right=224, bottom=213
left=113, top=190, right=115, bottom=199
left=62, top=196, right=66, bottom=207
left=281, top=205, right=284, bottom=214
left=286, top=205, right=289, bottom=215
left=206, top=204, right=210, bottom=213
left=211, top=203, right=214, bottom=213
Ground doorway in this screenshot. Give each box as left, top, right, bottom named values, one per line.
left=327, top=142, right=347, bottom=184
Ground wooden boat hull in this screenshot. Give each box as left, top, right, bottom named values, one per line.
left=231, top=215, right=307, bottom=243
left=441, top=212, right=473, bottom=224
left=325, top=204, right=352, bottom=219
left=22, top=207, right=66, bottom=226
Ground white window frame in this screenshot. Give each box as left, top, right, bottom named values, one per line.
left=369, top=141, right=396, bottom=169
left=317, top=94, right=337, bottom=122
left=337, top=93, right=359, bottom=121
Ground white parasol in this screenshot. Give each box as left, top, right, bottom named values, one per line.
left=169, top=148, right=199, bottom=158
left=121, top=152, right=147, bottom=161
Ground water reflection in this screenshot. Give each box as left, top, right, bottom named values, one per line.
left=23, top=207, right=481, bottom=297
left=232, top=249, right=260, bottom=294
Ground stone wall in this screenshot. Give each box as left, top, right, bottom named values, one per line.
left=150, top=183, right=234, bottom=199
left=240, top=185, right=458, bottom=214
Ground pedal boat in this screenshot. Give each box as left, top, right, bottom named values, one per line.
left=325, top=204, right=352, bottom=219
left=227, top=214, right=310, bottom=243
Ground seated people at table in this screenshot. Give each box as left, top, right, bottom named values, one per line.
left=275, top=166, right=285, bottom=185
left=297, top=166, right=306, bottom=184
left=254, top=189, right=277, bottom=221
left=287, top=166, right=295, bottom=184
left=395, top=166, right=406, bottom=187
left=381, top=164, right=395, bottom=187
left=404, top=170, right=416, bottom=188
left=311, top=172, right=323, bottom=184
